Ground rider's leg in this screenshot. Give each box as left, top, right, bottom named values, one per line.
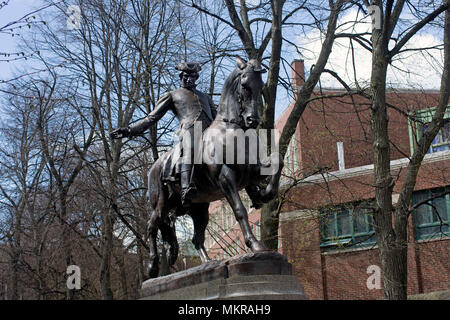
left=180, top=126, right=197, bottom=207
left=180, top=163, right=196, bottom=207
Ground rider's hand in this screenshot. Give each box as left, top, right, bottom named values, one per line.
left=110, top=127, right=131, bottom=139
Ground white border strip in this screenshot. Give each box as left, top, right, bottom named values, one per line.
left=300, top=150, right=450, bottom=185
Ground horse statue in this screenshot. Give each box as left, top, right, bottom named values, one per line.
left=124, top=57, right=283, bottom=278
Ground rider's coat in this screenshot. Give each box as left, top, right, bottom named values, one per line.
left=130, top=87, right=216, bottom=137
left=129, top=86, right=217, bottom=181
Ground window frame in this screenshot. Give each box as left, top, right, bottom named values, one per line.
left=412, top=187, right=450, bottom=241
left=320, top=202, right=376, bottom=250
left=408, top=105, right=450, bottom=156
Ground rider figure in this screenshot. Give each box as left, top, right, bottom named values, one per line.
left=111, top=62, right=217, bottom=207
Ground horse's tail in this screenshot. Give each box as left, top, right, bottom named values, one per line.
left=147, top=157, right=165, bottom=211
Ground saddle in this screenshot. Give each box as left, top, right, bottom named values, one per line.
left=161, top=142, right=182, bottom=184
left=159, top=139, right=205, bottom=200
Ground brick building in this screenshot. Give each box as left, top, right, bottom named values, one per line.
left=206, top=60, right=450, bottom=299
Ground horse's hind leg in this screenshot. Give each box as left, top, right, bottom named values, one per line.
left=159, top=215, right=179, bottom=267
left=147, top=209, right=160, bottom=278
left=146, top=163, right=167, bottom=278
left=189, top=203, right=211, bottom=263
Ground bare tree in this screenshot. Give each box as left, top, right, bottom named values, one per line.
left=360, top=0, right=449, bottom=300
left=32, top=72, right=97, bottom=299
left=287, top=0, right=449, bottom=300
left=187, top=0, right=351, bottom=250
left=0, top=81, right=48, bottom=299
left=25, top=0, right=203, bottom=298
left=188, top=0, right=449, bottom=301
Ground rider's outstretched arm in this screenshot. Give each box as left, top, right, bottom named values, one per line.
left=129, top=92, right=173, bottom=135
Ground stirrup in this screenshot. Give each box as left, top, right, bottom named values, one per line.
left=181, top=186, right=197, bottom=207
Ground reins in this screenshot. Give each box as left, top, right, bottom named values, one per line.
left=219, top=70, right=245, bottom=127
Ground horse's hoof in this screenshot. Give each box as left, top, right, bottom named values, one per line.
left=147, top=263, right=159, bottom=279
left=168, top=251, right=178, bottom=266
left=251, top=241, right=268, bottom=252
left=251, top=202, right=263, bottom=209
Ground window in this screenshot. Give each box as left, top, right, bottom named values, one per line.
left=242, top=192, right=250, bottom=211
left=412, top=187, right=450, bottom=240
left=220, top=206, right=225, bottom=235
left=320, top=202, right=376, bottom=250
left=291, top=136, right=300, bottom=173
left=222, top=203, right=234, bottom=231
left=409, top=106, right=450, bottom=155
left=281, top=136, right=300, bottom=185
left=424, top=119, right=450, bottom=153
left=251, top=220, right=261, bottom=241
left=283, top=142, right=291, bottom=174
left=256, top=221, right=261, bottom=241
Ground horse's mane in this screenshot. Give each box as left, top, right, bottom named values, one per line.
left=216, top=68, right=241, bottom=121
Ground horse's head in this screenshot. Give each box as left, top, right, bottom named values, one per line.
left=236, top=57, right=266, bottom=129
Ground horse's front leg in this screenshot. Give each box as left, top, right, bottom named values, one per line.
left=189, top=203, right=211, bottom=263
left=245, top=152, right=284, bottom=208
left=218, top=165, right=267, bottom=252
left=245, top=184, right=265, bottom=209
left=257, top=152, right=284, bottom=203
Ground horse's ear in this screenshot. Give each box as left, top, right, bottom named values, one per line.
left=236, top=56, right=247, bottom=70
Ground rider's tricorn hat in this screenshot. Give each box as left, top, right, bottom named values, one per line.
left=175, top=62, right=202, bottom=73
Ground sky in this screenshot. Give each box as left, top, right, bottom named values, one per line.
left=0, top=0, right=45, bottom=80
left=0, top=2, right=446, bottom=120
left=298, top=8, right=444, bottom=91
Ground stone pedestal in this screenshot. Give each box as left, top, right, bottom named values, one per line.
left=140, top=251, right=308, bottom=300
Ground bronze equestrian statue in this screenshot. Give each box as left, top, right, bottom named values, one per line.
left=111, top=57, right=283, bottom=278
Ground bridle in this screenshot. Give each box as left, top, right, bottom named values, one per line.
left=220, top=69, right=250, bottom=128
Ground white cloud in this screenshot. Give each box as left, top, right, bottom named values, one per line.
left=298, top=9, right=444, bottom=90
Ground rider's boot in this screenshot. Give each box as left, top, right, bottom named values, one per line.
left=180, top=163, right=197, bottom=208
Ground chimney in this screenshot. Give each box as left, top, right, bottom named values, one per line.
left=292, top=59, right=305, bottom=93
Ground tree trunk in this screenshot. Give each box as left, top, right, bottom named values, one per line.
left=100, top=208, right=114, bottom=300
left=159, top=245, right=170, bottom=277
left=370, top=16, right=407, bottom=299
left=10, top=250, right=20, bottom=300
left=261, top=1, right=343, bottom=252
left=117, top=250, right=129, bottom=300
left=136, top=214, right=147, bottom=284
left=60, top=195, right=74, bottom=300
left=260, top=198, right=280, bottom=250
left=376, top=228, right=408, bottom=299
